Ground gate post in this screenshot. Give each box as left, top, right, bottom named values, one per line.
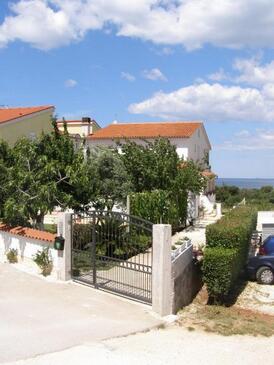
left=152, top=224, right=173, bottom=316
left=57, top=212, right=72, bottom=281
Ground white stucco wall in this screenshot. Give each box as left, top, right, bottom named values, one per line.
left=87, top=125, right=211, bottom=164
left=257, top=211, right=274, bottom=231
left=0, top=231, right=59, bottom=276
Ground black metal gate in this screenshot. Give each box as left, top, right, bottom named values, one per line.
left=71, top=211, right=153, bottom=303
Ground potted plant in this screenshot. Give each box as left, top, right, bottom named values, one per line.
left=33, top=247, right=53, bottom=276
left=6, top=248, right=18, bottom=263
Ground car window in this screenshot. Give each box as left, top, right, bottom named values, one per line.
left=264, top=236, right=274, bottom=253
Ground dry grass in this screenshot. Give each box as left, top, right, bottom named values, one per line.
left=178, top=304, right=274, bottom=337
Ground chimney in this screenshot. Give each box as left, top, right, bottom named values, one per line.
left=82, top=117, right=91, bottom=123
left=81, top=117, right=91, bottom=136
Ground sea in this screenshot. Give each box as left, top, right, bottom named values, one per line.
left=216, top=178, right=274, bottom=189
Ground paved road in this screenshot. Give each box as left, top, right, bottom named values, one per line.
left=4, top=326, right=274, bottom=365
left=0, top=264, right=161, bottom=363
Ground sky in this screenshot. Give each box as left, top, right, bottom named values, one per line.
left=1, top=1, right=274, bottom=178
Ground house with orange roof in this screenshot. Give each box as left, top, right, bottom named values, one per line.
left=87, top=120, right=216, bottom=217
left=0, top=105, right=54, bottom=145
left=87, top=120, right=211, bottom=166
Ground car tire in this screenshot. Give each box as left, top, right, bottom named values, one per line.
left=256, top=266, right=274, bottom=285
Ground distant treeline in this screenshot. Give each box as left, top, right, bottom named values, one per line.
left=216, top=185, right=274, bottom=207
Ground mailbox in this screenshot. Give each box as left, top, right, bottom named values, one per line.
left=54, top=235, right=65, bottom=251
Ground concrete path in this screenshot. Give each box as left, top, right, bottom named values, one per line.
left=172, top=213, right=219, bottom=249
left=0, top=263, right=161, bottom=364
left=4, top=326, right=274, bottom=365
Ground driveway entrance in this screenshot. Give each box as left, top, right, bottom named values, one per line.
left=71, top=211, right=153, bottom=303
left=0, top=264, right=161, bottom=363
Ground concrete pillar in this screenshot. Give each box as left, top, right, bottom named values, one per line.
left=152, top=224, right=173, bottom=316
left=216, top=202, right=222, bottom=218
left=57, top=212, right=72, bottom=281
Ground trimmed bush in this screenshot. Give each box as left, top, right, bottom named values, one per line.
left=203, top=247, right=240, bottom=301
left=203, top=206, right=257, bottom=302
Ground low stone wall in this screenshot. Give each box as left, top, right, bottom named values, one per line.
left=171, top=244, right=202, bottom=313
left=0, top=225, right=59, bottom=278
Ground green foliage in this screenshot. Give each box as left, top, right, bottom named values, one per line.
left=202, top=206, right=257, bottom=302
left=73, top=218, right=151, bottom=259
left=33, top=247, right=53, bottom=276
left=0, top=119, right=97, bottom=227
left=0, top=140, right=12, bottom=218
left=130, top=190, right=185, bottom=227
left=44, top=224, right=57, bottom=234
left=120, top=138, right=179, bottom=192
left=206, top=206, right=256, bottom=249
left=216, top=184, right=274, bottom=208
left=6, top=248, right=18, bottom=264
left=203, top=247, right=239, bottom=300
left=121, top=138, right=205, bottom=228
left=91, top=147, right=132, bottom=210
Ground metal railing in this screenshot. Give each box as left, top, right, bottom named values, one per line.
left=71, top=210, right=153, bottom=303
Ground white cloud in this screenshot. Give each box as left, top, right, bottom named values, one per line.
left=121, top=72, right=135, bottom=82
left=142, top=68, right=167, bottom=81
left=129, top=82, right=274, bottom=122
left=129, top=55, right=274, bottom=123
left=64, top=79, right=77, bottom=88
left=234, top=57, right=274, bottom=86
left=208, top=68, right=230, bottom=82
left=3, top=1, right=274, bottom=50
left=216, top=129, right=274, bottom=151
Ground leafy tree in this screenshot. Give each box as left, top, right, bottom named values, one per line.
left=0, top=140, right=12, bottom=218
left=120, top=138, right=179, bottom=192
left=260, top=185, right=273, bottom=194
left=91, top=147, right=132, bottom=210
left=120, top=138, right=205, bottom=225
left=2, top=119, right=98, bottom=228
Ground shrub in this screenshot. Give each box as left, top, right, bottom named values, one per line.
left=33, top=247, right=53, bottom=276
left=130, top=190, right=186, bottom=228
left=203, top=206, right=257, bottom=302
left=6, top=248, right=18, bottom=263
left=72, top=218, right=151, bottom=260
left=203, top=247, right=240, bottom=301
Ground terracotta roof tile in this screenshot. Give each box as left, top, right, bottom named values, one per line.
left=0, top=106, right=54, bottom=125
left=88, top=121, right=202, bottom=140
left=0, top=224, right=55, bottom=243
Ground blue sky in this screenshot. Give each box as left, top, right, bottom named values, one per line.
left=1, top=1, right=274, bottom=178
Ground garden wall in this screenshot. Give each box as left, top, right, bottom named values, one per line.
left=152, top=225, right=202, bottom=316
left=171, top=243, right=202, bottom=313
left=0, top=224, right=59, bottom=277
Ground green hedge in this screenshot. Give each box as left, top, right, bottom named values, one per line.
left=130, top=190, right=187, bottom=228
left=202, top=206, right=257, bottom=302
left=203, top=247, right=240, bottom=300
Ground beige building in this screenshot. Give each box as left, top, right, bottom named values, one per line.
left=57, top=117, right=101, bottom=138
left=0, top=106, right=54, bottom=145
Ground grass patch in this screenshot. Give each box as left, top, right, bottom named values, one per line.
left=179, top=304, right=274, bottom=337
left=44, top=224, right=57, bottom=234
